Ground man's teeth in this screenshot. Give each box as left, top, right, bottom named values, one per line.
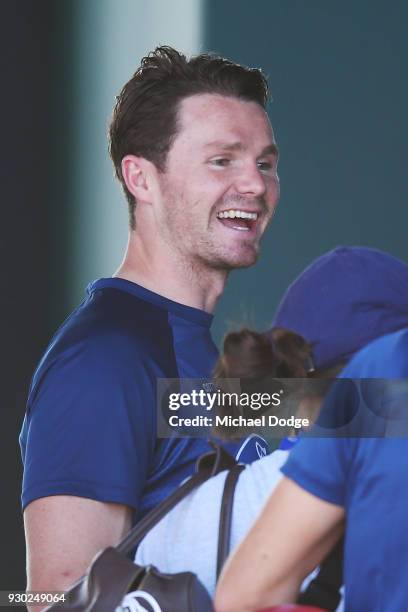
left=217, top=210, right=258, bottom=220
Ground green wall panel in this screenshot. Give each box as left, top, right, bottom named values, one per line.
left=204, top=0, right=408, bottom=345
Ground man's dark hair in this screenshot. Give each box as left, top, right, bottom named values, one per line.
left=108, top=46, right=269, bottom=228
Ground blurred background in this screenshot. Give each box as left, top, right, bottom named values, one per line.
left=2, top=0, right=407, bottom=588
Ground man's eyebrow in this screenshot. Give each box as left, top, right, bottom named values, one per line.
left=205, top=141, right=279, bottom=157
left=261, top=143, right=279, bottom=157
left=204, top=141, right=245, bottom=151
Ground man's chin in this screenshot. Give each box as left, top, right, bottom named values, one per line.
left=228, top=253, right=259, bottom=269
left=208, top=247, right=260, bottom=270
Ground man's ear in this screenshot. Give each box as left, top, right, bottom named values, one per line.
left=121, top=155, right=156, bottom=204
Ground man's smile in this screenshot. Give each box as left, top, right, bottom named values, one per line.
left=216, top=208, right=261, bottom=233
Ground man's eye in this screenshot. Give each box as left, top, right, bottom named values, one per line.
left=211, top=158, right=231, bottom=167
left=257, top=160, right=273, bottom=171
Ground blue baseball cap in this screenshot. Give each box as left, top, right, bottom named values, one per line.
left=271, top=246, right=408, bottom=370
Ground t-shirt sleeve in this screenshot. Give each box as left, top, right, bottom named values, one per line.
left=20, top=333, right=156, bottom=511
left=281, top=437, right=353, bottom=506
left=281, top=378, right=358, bottom=507
left=283, top=329, right=408, bottom=507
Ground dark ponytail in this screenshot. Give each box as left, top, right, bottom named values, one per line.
left=213, top=327, right=312, bottom=380
left=212, top=327, right=313, bottom=440
left=270, top=328, right=313, bottom=377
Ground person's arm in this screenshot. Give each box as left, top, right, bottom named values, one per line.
left=21, top=336, right=156, bottom=610
left=214, top=476, right=344, bottom=612
left=24, top=495, right=132, bottom=610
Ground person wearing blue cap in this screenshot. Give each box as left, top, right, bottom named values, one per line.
left=271, top=245, right=408, bottom=371
left=215, top=247, right=408, bottom=612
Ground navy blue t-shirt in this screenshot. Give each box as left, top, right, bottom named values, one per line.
left=20, top=278, right=267, bottom=518
left=282, top=329, right=408, bottom=612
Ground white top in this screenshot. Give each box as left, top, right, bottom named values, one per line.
left=135, top=450, right=289, bottom=595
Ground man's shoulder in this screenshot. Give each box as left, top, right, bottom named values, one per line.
left=78, top=282, right=172, bottom=338
left=31, top=286, right=179, bottom=395
left=52, top=286, right=174, bottom=360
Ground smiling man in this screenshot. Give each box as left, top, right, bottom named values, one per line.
left=20, top=46, right=279, bottom=597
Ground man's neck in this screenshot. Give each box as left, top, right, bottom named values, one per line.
left=114, top=233, right=229, bottom=313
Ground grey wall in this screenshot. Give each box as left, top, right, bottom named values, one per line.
left=204, top=0, right=408, bottom=345
left=65, top=0, right=203, bottom=303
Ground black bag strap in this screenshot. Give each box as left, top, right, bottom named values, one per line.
left=116, top=442, right=237, bottom=556
left=297, top=535, right=344, bottom=611
left=216, top=463, right=245, bottom=579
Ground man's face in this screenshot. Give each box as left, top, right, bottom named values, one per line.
left=155, top=94, right=280, bottom=270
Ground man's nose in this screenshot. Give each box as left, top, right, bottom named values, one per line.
left=234, top=163, right=267, bottom=197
